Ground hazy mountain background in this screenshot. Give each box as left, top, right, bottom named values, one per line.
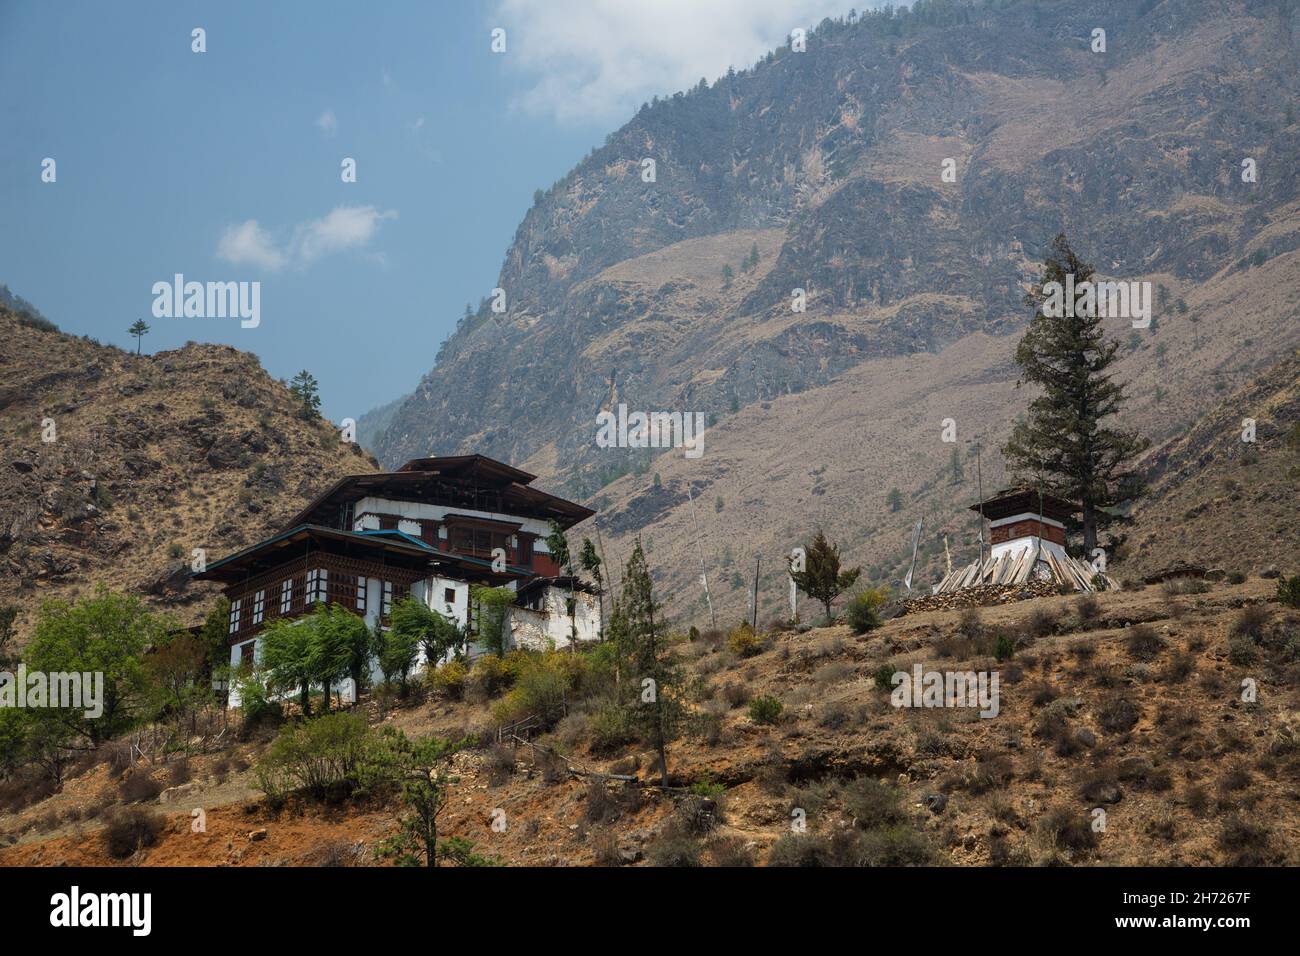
left=360, top=0, right=1300, bottom=623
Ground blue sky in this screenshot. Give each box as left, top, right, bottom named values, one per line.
left=0, top=0, right=854, bottom=420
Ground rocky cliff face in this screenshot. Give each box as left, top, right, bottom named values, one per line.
left=0, top=307, right=375, bottom=640
left=367, top=0, right=1300, bottom=620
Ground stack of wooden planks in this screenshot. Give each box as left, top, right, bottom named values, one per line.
left=932, top=543, right=1119, bottom=595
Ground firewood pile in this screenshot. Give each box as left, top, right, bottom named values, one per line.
left=932, top=542, right=1118, bottom=595
left=899, top=578, right=1063, bottom=615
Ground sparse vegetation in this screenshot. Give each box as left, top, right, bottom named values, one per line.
left=747, top=695, right=783, bottom=725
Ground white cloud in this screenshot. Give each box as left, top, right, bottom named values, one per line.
left=215, top=205, right=397, bottom=271
left=216, top=220, right=287, bottom=271
left=316, top=110, right=338, bottom=135
left=493, top=0, right=854, bottom=123
left=293, top=205, right=399, bottom=265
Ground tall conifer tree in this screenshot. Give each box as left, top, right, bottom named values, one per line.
left=1003, top=234, right=1148, bottom=553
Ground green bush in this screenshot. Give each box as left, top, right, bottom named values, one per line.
left=466, top=654, right=516, bottom=699
left=747, top=695, right=783, bottom=725
left=1277, top=575, right=1300, bottom=609
left=846, top=587, right=888, bottom=635
left=428, top=659, right=468, bottom=699
left=727, top=622, right=763, bottom=658
left=994, top=634, right=1016, bottom=661
left=872, top=663, right=897, bottom=691
left=690, top=777, right=726, bottom=798
left=490, top=650, right=583, bottom=726
left=232, top=668, right=283, bottom=735
left=254, top=711, right=371, bottom=802
left=587, top=702, right=636, bottom=753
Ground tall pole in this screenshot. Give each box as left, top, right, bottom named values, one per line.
left=686, top=485, right=716, bottom=628
left=975, top=441, right=985, bottom=573
left=751, top=555, right=761, bottom=631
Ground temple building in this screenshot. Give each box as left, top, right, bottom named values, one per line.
left=933, top=487, right=1118, bottom=594
left=193, top=454, right=601, bottom=705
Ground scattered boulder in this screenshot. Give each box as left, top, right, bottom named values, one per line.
left=1082, top=778, right=1123, bottom=804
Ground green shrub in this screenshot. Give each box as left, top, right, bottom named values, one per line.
left=747, top=695, right=783, bottom=725
left=846, top=588, right=888, bottom=635
left=872, top=663, right=897, bottom=691
left=1276, top=575, right=1300, bottom=609
left=466, top=654, right=516, bottom=700
left=727, top=622, right=762, bottom=658
left=490, top=651, right=582, bottom=726
left=254, top=711, right=371, bottom=802
left=470, top=586, right=515, bottom=656
left=1227, top=636, right=1256, bottom=666
left=994, top=634, right=1016, bottom=661
left=428, top=659, right=468, bottom=699
left=690, top=777, right=726, bottom=798
left=232, top=668, right=283, bottom=735
left=588, top=703, right=636, bottom=753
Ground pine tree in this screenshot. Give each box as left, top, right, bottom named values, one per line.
left=289, top=370, right=321, bottom=418
left=1002, top=234, right=1148, bottom=553
left=615, top=540, right=685, bottom=787
left=789, top=530, right=861, bottom=623
left=128, top=319, right=150, bottom=355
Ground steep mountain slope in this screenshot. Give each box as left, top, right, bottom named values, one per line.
left=1125, top=348, right=1300, bottom=578
left=365, top=0, right=1300, bottom=620
left=0, top=307, right=377, bottom=639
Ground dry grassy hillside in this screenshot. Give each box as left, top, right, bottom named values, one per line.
left=3, top=576, right=1296, bottom=867
left=562, top=239, right=1300, bottom=625
left=0, top=307, right=376, bottom=640
left=1126, top=349, right=1300, bottom=579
